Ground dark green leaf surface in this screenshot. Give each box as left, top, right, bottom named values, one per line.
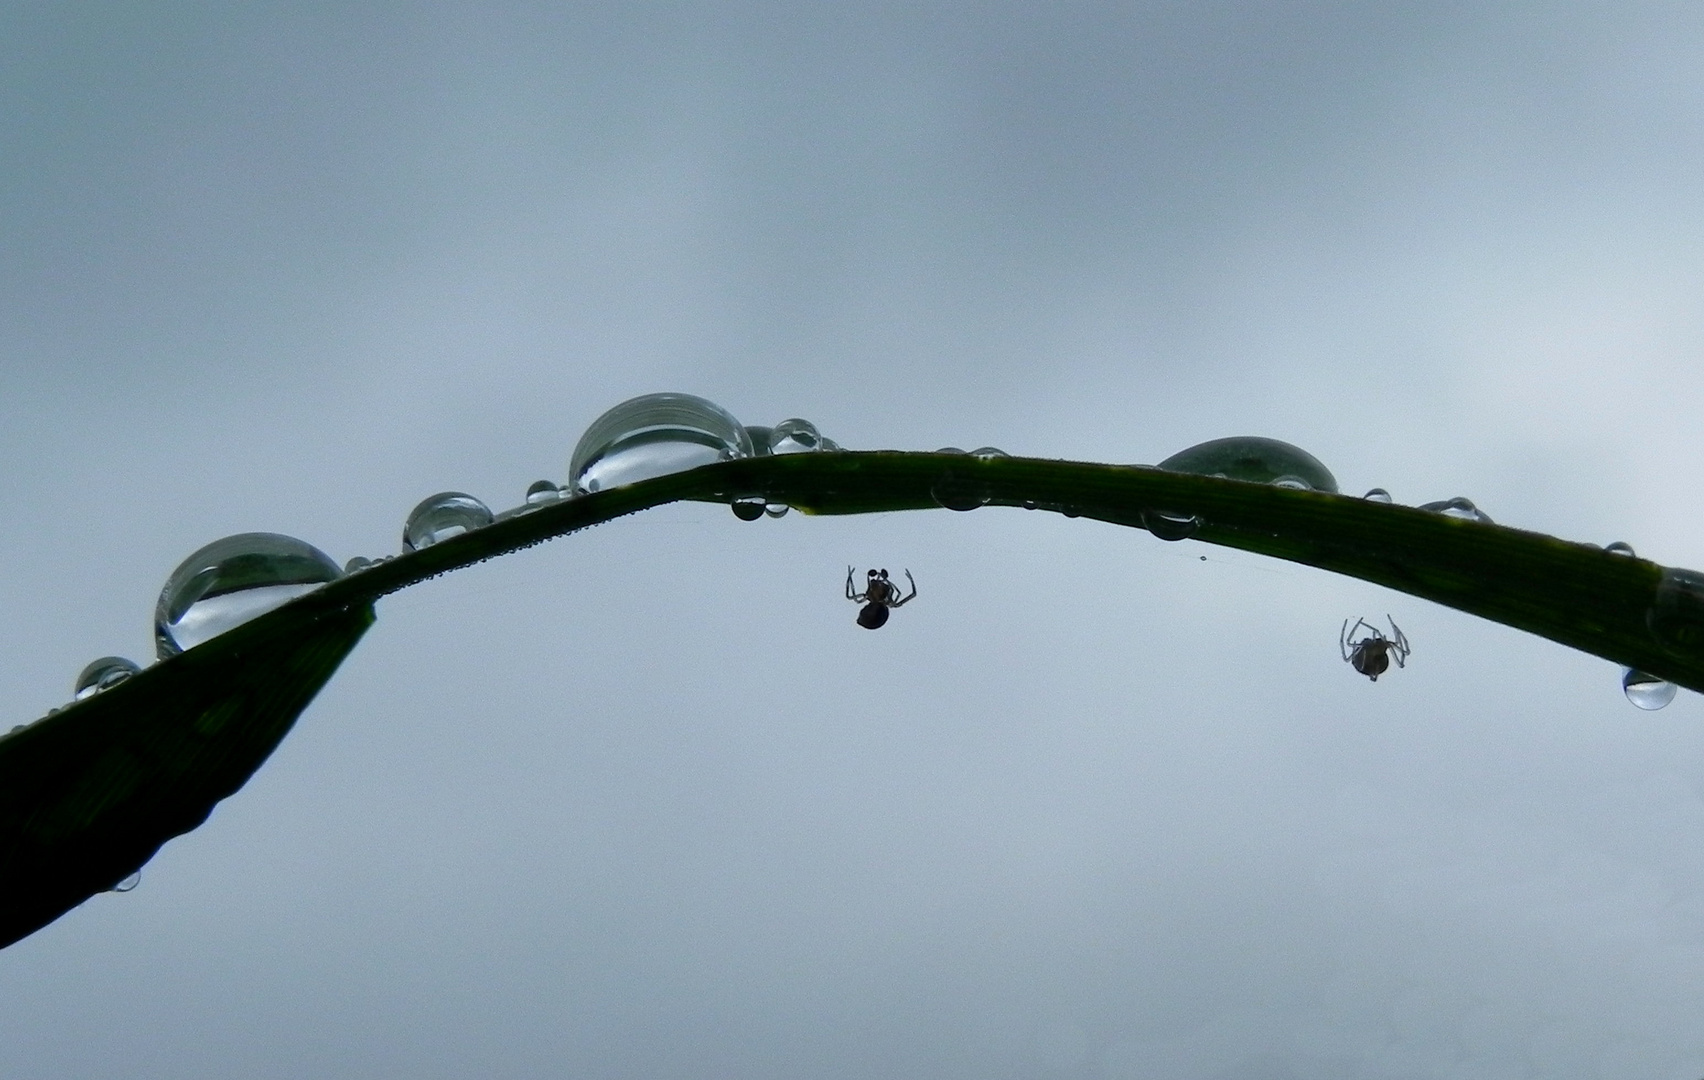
left=2, top=451, right=1695, bottom=948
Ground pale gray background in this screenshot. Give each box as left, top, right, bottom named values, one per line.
left=5, top=4, right=1704, bottom=1078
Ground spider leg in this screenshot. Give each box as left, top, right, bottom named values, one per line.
left=890, top=569, right=918, bottom=607
left=846, top=566, right=858, bottom=602
left=1340, top=619, right=1351, bottom=661
left=1387, top=615, right=1410, bottom=665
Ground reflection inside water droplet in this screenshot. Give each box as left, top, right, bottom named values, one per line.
left=525, top=480, right=561, bottom=506
left=1417, top=497, right=1493, bottom=524
left=74, top=656, right=140, bottom=700
left=155, top=533, right=342, bottom=658
left=731, top=495, right=765, bottom=521
left=1623, top=668, right=1678, bottom=710
left=1142, top=509, right=1201, bottom=541
left=1363, top=488, right=1393, bottom=503
left=570, top=393, right=752, bottom=494
left=743, top=426, right=773, bottom=457
left=1158, top=436, right=1338, bottom=493
left=404, top=492, right=494, bottom=551
left=769, top=418, right=822, bottom=455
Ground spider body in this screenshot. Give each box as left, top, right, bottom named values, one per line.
left=1341, top=616, right=1410, bottom=681
left=846, top=567, right=917, bottom=630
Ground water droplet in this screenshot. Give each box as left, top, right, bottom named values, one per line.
left=1623, top=668, right=1678, bottom=710
left=525, top=480, right=561, bottom=506
left=1142, top=509, right=1201, bottom=541
left=1021, top=499, right=1038, bottom=511
left=1648, top=567, right=1704, bottom=654
left=403, top=492, right=494, bottom=551
left=819, top=437, right=842, bottom=452
left=1417, top=497, right=1493, bottom=524
left=744, top=426, right=773, bottom=456
left=74, top=656, right=140, bottom=700
left=932, top=470, right=988, bottom=511
left=111, top=871, right=140, bottom=893
left=1605, top=541, right=1637, bottom=557
left=769, top=418, right=823, bottom=455
left=731, top=495, right=766, bottom=521
left=155, top=533, right=342, bottom=658
left=1158, top=437, right=1338, bottom=493
left=764, top=502, right=790, bottom=518
left=935, top=447, right=967, bottom=455
left=570, top=393, right=752, bottom=494
left=344, top=556, right=374, bottom=574
left=1363, top=488, right=1393, bottom=503
left=1061, top=506, right=1081, bottom=518
left=971, top=446, right=1008, bottom=461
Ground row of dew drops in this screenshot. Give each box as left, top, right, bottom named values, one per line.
left=26, top=393, right=1680, bottom=728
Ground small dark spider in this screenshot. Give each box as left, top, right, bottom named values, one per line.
left=845, top=566, right=917, bottom=629
left=1340, top=616, right=1410, bottom=681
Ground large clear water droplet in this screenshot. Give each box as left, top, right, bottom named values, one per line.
left=404, top=492, right=494, bottom=551
left=769, top=418, right=823, bottom=455
left=155, top=533, right=342, bottom=658
left=1417, top=497, right=1493, bottom=524
left=731, top=495, right=766, bottom=521
left=570, top=393, right=752, bottom=494
left=74, top=656, right=140, bottom=700
left=1363, top=488, right=1393, bottom=503
left=1604, top=541, right=1637, bottom=557
left=1158, top=437, right=1338, bottom=493
left=1623, top=668, right=1677, bottom=710
left=1142, top=509, right=1201, bottom=541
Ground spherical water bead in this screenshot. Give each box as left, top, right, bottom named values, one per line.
left=1604, top=541, right=1636, bottom=557
left=344, top=556, right=375, bottom=574
left=1363, top=488, right=1393, bottom=503
left=155, top=533, right=342, bottom=658
left=769, top=418, right=823, bottom=454
left=764, top=502, right=790, bottom=518
left=525, top=480, right=561, bottom=506
left=731, top=495, right=766, bottom=521
left=1417, top=497, right=1493, bottom=524
left=570, top=393, right=752, bottom=494
left=971, top=447, right=1008, bottom=461
left=1623, top=668, right=1678, bottom=711
left=403, top=492, right=493, bottom=551
left=74, top=656, right=140, bottom=700
left=1142, top=510, right=1201, bottom=542
left=1158, top=437, right=1339, bottom=493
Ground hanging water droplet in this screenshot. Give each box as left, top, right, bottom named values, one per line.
left=931, top=470, right=988, bottom=511
left=155, top=533, right=342, bottom=658
left=1417, top=497, right=1493, bottom=524
left=570, top=393, right=752, bottom=494
left=769, top=418, right=823, bottom=455
left=1363, top=488, right=1393, bottom=503
left=731, top=495, right=766, bottom=521
left=971, top=446, right=1008, bottom=461
left=1021, top=499, right=1038, bottom=511
left=344, top=556, right=375, bottom=574
left=1061, top=506, right=1081, bottom=518
left=1142, top=509, right=1201, bottom=542
left=1647, top=567, right=1704, bottom=654
left=403, top=492, right=494, bottom=551
left=1623, top=668, right=1678, bottom=710
left=111, top=871, right=141, bottom=893
left=74, top=656, right=140, bottom=700
left=764, top=502, right=790, bottom=518
left=744, top=426, right=774, bottom=457
left=1158, top=437, right=1338, bottom=493
left=1605, top=541, right=1637, bottom=557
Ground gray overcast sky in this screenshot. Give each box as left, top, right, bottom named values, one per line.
left=6, top=4, right=1704, bottom=1078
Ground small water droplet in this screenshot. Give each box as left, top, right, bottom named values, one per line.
left=344, top=556, right=374, bottom=574
left=525, top=480, right=561, bottom=506
left=971, top=446, right=1008, bottom=461
left=769, top=418, right=823, bottom=455
left=1021, top=499, right=1038, bottom=511
left=931, top=470, right=988, bottom=511
left=1363, top=488, right=1393, bottom=503
left=570, top=393, right=752, bottom=494
left=1648, top=567, right=1704, bottom=654
left=935, top=447, right=967, bottom=455
left=819, top=436, right=842, bottom=452
left=111, top=871, right=141, bottom=893
left=764, top=502, right=790, bottom=518
left=155, top=533, right=343, bottom=658
left=1623, top=668, right=1678, bottom=710
left=74, top=656, right=140, bottom=700
left=403, top=492, right=494, bottom=551
left=744, top=426, right=773, bottom=457
left=1142, top=509, right=1201, bottom=541
left=1061, top=506, right=1081, bottom=518
left=1417, top=497, right=1493, bottom=524
left=1605, top=541, right=1637, bottom=557
left=1158, top=437, right=1338, bottom=493
left=731, top=495, right=766, bottom=521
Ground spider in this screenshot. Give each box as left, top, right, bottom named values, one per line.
left=1340, top=616, right=1410, bottom=681
left=846, top=567, right=917, bottom=629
